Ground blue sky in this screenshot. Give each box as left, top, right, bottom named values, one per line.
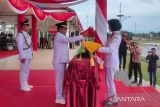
left=71, top=0, right=160, bottom=33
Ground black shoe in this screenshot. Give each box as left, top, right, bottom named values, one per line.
left=128, top=77, right=131, bottom=80
left=131, top=81, right=137, bottom=84
left=153, top=85, right=156, bottom=88
left=137, top=82, right=142, bottom=86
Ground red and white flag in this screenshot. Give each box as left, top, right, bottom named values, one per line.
left=80, top=27, right=95, bottom=37
left=95, top=0, right=107, bottom=62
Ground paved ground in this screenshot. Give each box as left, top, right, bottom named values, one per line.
left=0, top=47, right=80, bottom=70
left=115, top=69, right=160, bottom=92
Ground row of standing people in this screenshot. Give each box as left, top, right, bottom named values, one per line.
left=39, top=35, right=53, bottom=49
left=0, top=32, right=14, bottom=50
left=119, top=32, right=159, bottom=87
left=39, top=35, right=77, bottom=50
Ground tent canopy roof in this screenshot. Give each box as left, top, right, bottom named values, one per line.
left=29, top=0, right=78, bottom=3
left=0, top=0, right=83, bottom=31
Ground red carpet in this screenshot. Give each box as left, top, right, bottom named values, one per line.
left=0, top=70, right=160, bottom=107
left=0, top=51, right=18, bottom=59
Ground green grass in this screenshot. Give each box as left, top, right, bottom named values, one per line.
left=138, top=40, right=160, bottom=45
left=125, top=55, right=160, bottom=86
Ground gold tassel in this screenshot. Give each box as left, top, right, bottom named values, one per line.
left=90, top=57, right=95, bottom=66
left=99, top=54, right=104, bottom=70
left=78, top=53, right=82, bottom=61
left=90, top=53, right=95, bottom=66
left=99, top=60, right=104, bottom=70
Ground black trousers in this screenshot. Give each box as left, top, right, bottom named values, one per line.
left=128, top=62, right=134, bottom=79
left=1, top=42, right=7, bottom=50
left=119, top=51, right=127, bottom=69
left=40, top=42, right=44, bottom=49
left=133, top=62, right=142, bottom=83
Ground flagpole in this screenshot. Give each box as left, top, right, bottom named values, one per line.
left=86, top=15, right=89, bottom=41
left=95, top=0, right=107, bottom=69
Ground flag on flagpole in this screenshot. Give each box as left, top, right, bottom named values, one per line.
left=95, top=0, right=107, bottom=62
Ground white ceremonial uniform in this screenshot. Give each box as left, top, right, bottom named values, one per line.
left=16, top=30, right=32, bottom=89
left=53, top=32, right=83, bottom=99
left=98, top=31, right=121, bottom=101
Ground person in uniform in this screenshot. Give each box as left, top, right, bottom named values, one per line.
left=98, top=19, right=122, bottom=106
left=16, top=19, right=33, bottom=92
left=53, top=21, right=86, bottom=104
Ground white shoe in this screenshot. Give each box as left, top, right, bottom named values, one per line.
left=21, top=86, right=31, bottom=92
left=55, top=98, right=65, bottom=104
left=27, top=84, right=34, bottom=88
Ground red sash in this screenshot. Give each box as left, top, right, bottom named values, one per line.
left=105, top=32, right=115, bottom=46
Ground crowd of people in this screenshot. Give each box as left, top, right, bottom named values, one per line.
left=0, top=32, right=14, bottom=50
left=39, top=34, right=77, bottom=50
left=0, top=31, right=72, bottom=51
left=119, top=31, right=159, bottom=87
left=39, top=35, right=53, bottom=49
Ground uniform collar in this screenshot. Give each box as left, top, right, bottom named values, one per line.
left=113, top=31, right=120, bottom=34
left=57, top=32, right=65, bottom=36
left=22, top=30, right=28, bottom=35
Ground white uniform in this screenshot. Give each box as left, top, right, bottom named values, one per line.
left=53, top=32, right=83, bottom=99
left=16, top=30, right=32, bottom=89
left=98, top=31, right=121, bottom=101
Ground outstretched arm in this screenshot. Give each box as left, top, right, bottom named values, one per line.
left=59, top=35, right=84, bottom=43
left=98, top=36, right=120, bottom=53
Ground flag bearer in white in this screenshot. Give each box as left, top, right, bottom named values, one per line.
left=16, top=19, right=33, bottom=92
left=98, top=19, right=122, bottom=106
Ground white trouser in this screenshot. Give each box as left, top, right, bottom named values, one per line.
left=53, top=63, right=66, bottom=99
left=20, top=59, right=32, bottom=88
left=105, top=67, right=117, bottom=101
